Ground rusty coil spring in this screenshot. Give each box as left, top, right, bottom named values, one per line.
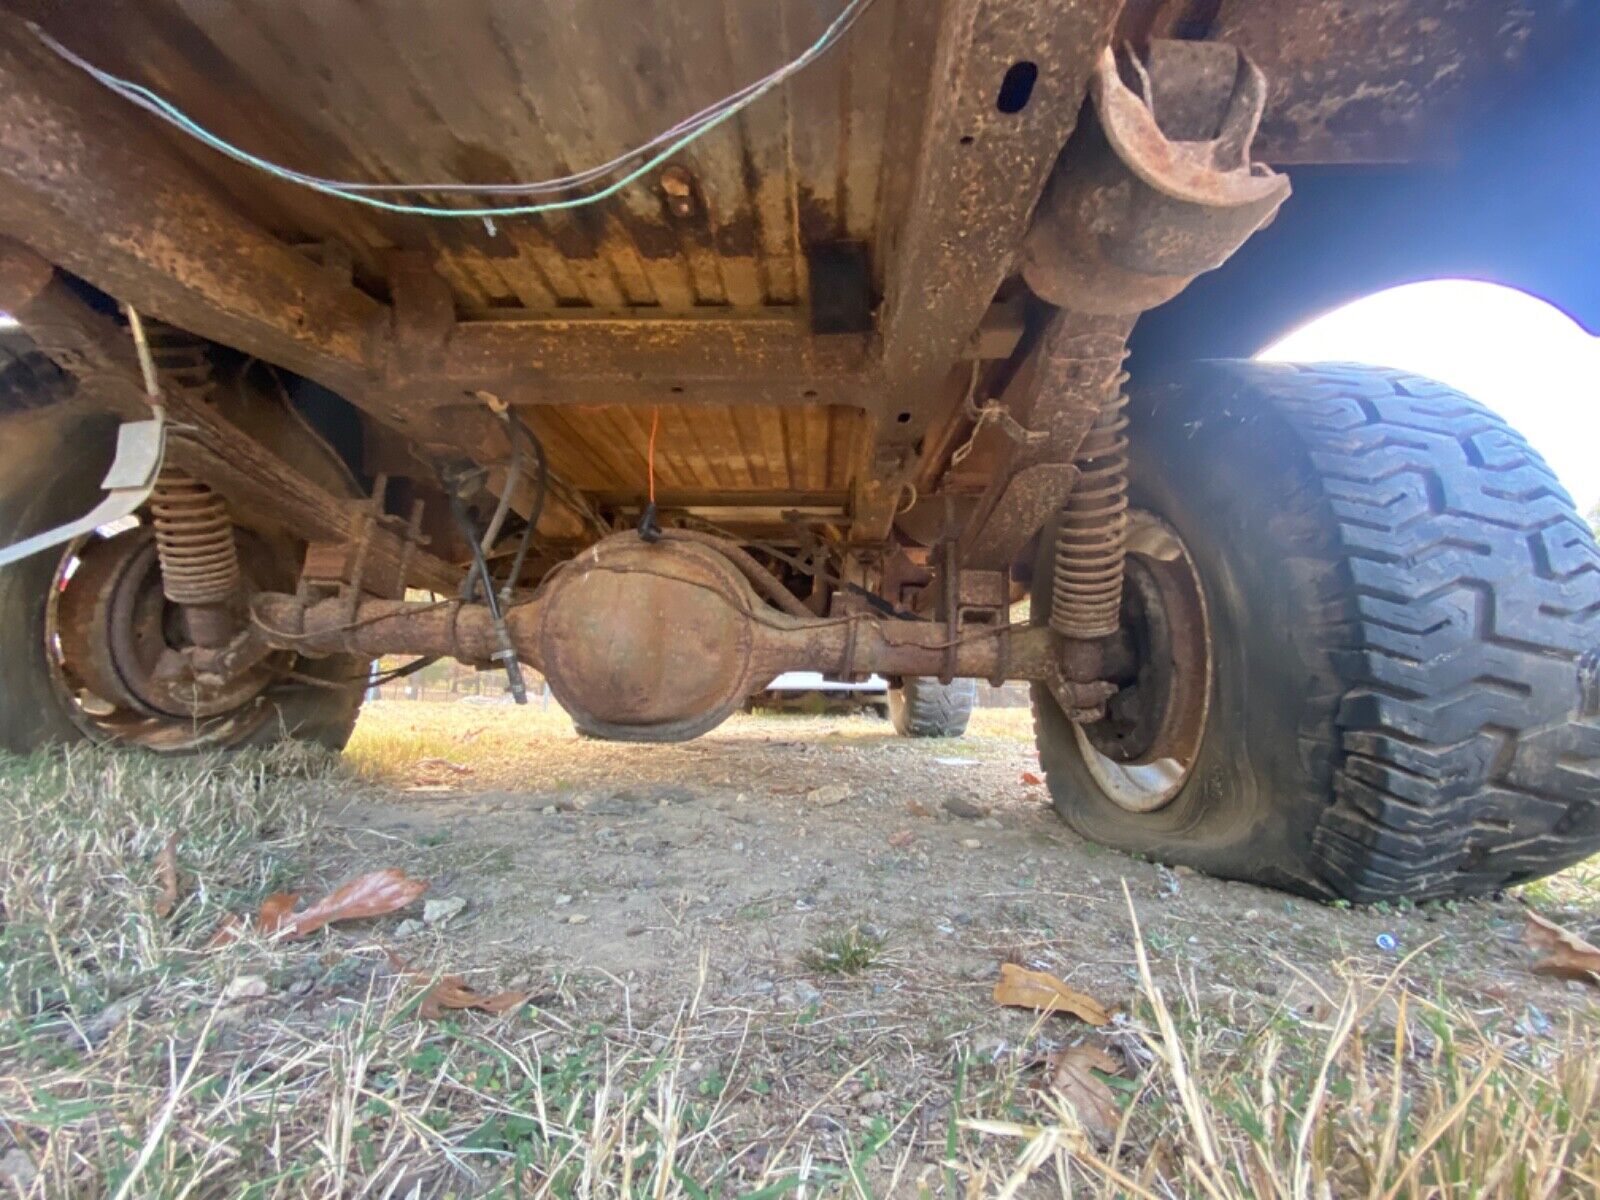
left=149, top=469, right=240, bottom=606
left=1049, top=384, right=1131, bottom=640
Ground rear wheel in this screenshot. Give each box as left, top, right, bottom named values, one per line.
left=0, top=405, right=365, bottom=754
left=1033, top=361, right=1600, bottom=901
left=889, top=677, right=977, bottom=738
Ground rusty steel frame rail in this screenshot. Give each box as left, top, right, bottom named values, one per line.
left=0, top=240, right=461, bottom=595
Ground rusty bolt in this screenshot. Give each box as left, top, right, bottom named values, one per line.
left=658, top=166, right=696, bottom=218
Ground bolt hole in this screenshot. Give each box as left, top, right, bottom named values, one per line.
left=669, top=385, right=684, bottom=394
left=996, top=60, right=1038, bottom=114
left=896, top=411, right=912, bottom=424
left=958, top=134, right=975, bottom=146
left=803, top=388, right=819, bottom=399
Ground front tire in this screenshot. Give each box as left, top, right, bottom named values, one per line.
left=1033, top=361, right=1600, bottom=901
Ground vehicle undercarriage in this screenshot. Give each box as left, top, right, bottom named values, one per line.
left=1, top=0, right=1597, bottom=902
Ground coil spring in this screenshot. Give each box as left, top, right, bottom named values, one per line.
left=149, top=469, right=240, bottom=605
left=1049, top=384, right=1130, bottom=640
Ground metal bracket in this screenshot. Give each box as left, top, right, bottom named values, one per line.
left=0, top=408, right=166, bottom=567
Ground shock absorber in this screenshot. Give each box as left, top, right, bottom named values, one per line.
left=149, top=468, right=242, bottom=646
left=1049, top=381, right=1130, bottom=641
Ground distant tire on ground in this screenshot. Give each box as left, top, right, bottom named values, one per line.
left=1033, top=361, right=1600, bottom=902
left=889, top=677, right=977, bottom=738
left=0, top=405, right=365, bottom=754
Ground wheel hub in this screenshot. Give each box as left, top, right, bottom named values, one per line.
left=1072, top=512, right=1211, bottom=813
left=53, top=527, right=275, bottom=722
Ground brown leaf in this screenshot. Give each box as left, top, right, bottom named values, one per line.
left=1021, top=771, right=1043, bottom=786
left=207, top=870, right=427, bottom=949
left=1525, top=911, right=1600, bottom=984
left=1044, top=1044, right=1123, bottom=1146
left=418, top=975, right=531, bottom=1020
left=384, top=949, right=530, bottom=1020
left=257, top=892, right=302, bottom=935
left=887, top=829, right=915, bottom=849
left=993, top=963, right=1111, bottom=1025
left=154, top=833, right=179, bottom=918
left=286, top=870, right=428, bottom=938
left=905, top=799, right=933, bottom=818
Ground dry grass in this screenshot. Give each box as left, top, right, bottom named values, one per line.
left=0, top=739, right=1596, bottom=1196
left=956, top=886, right=1600, bottom=1199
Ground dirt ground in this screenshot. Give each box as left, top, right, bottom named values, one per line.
left=341, top=701, right=1596, bottom=1015
left=5, top=701, right=1597, bottom=1197
left=333, top=702, right=1600, bottom=1169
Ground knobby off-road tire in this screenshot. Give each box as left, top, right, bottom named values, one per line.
left=890, top=677, right=977, bottom=738
left=0, top=404, right=364, bottom=755
left=1033, top=361, right=1600, bottom=901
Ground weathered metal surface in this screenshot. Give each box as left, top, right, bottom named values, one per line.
left=0, top=32, right=384, bottom=410
left=1021, top=43, right=1290, bottom=314
left=418, top=314, right=876, bottom=410
left=10, top=0, right=915, bottom=316
left=533, top=538, right=763, bottom=740
left=518, top=401, right=865, bottom=501
left=0, top=247, right=459, bottom=593
left=858, top=0, right=1125, bottom=541
left=250, top=532, right=1117, bottom=739
left=55, top=526, right=276, bottom=718
left=1153, top=1, right=1561, bottom=165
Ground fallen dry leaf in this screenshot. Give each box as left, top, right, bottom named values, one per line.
left=209, top=870, right=427, bottom=947
left=905, top=799, right=933, bottom=818
left=154, top=833, right=179, bottom=918
left=1021, top=771, right=1044, bottom=786
left=1524, top=911, right=1600, bottom=984
left=418, top=975, right=531, bottom=1020
left=993, top=963, right=1111, bottom=1025
left=257, top=892, right=301, bottom=936
left=1043, top=1044, right=1123, bottom=1146
left=887, top=828, right=915, bottom=849
left=288, top=870, right=429, bottom=938
left=385, top=950, right=531, bottom=1020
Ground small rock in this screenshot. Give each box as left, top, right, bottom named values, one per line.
left=959, top=838, right=982, bottom=850
left=652, top=785, right=695, bottom=805
left=223, top=975, right=269, bottom=1003
left=1243, top=908, right=1260, bottom=921
left=942, top=796, right=989, bottom=820
left=288, top=977, right=316, bottom=998
left=79, top=993, right=143, bottom=1047
left=567, top=913, right=590, bottom=925
left=781, top=980, right=822, bottom=1008
left=0, top=1149, right=37, bottom=1190
left=393, top=918, right=424, bottom=939
left=858, top=1090, right=887, bottom=1112
left=423, top=896, right=467, bottom=926
left=553, top=893, right=574, bottom=907
left=807, top=784, right=851, bottom=807
left=934, top=757, right=978, bottom=767
left=1173, top=865, right=1197, bottom=878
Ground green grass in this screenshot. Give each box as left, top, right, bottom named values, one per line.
left=800, top=925, right=886, bottom=976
